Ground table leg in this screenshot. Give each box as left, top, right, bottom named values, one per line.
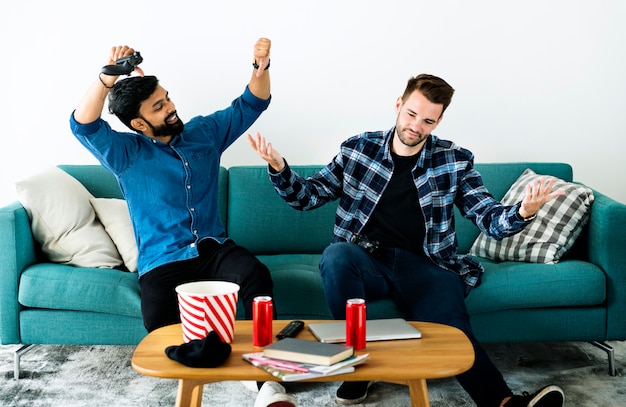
left=176, top=379, right=204, bottom=407
left=407, top=379, right=430, bottom=407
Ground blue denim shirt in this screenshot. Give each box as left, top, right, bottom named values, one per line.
left=269, top=128, right=529, bottom=291
left=70, top=86, right=270, bottom=276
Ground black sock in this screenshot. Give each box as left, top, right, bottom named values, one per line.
left=165, top=331, right=232, bottom=368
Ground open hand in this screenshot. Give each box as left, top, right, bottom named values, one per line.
left=247, top=132, right=285, bottom=172
left=519, top=177, right=566, bottom=218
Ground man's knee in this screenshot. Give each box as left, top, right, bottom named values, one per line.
left=240, top=259, right=272, bottom=292
left=320, top=242, right=362, bottom=275
left=224, top=244, right=271, bottom=286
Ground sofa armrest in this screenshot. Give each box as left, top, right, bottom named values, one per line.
left=0, top=201, right=37, bottom=344
left=584, top=189, right=626, bottom=340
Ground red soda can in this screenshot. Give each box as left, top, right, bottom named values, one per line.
left=346, top=298, right=366, bottom=350
left=253, top=296, right=273, bottom=347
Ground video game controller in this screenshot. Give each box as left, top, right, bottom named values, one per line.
left=101, top=51, right=143, bottom=76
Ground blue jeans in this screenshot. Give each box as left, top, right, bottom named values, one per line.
left=320, top=242, right=513, bottom=407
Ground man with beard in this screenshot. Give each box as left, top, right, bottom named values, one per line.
left=248, top=74, right=565, bottom=407
left=70, top=39, right=298, bottom=406
left=71, top=38, right=275, bottom=331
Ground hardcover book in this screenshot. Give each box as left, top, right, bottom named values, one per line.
left=262, top=337, right=354, bottom=365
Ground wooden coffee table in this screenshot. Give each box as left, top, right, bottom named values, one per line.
left=132, top=320, right=473, bottom=407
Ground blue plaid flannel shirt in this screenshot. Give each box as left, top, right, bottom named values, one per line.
left=269, top=127, right=529, bottom=291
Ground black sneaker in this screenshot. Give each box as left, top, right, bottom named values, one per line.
left=335, top=381, right=373, bottom=405
left=505, top=385, right=564, bottom=407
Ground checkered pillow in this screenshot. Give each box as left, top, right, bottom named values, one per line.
left=468, top=169, right=594, bottom=263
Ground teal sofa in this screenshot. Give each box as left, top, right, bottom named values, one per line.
left=1, top=163, right=625, bottom=378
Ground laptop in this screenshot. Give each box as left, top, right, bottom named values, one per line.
left=308, top=318, right=422, bottom=343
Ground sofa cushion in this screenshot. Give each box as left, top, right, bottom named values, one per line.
left=57, top=165, right=124, bottom=199
left=15, top=167, right=123, bottom=268
left=18, top=263, right=141, bottom=318
left=466, top=258, right=606, bottom=314
left=90, top=198, right=138, bottom=272
left=228, top=166, right=338, bottom=254
left=257, top=254, right=333, bottom=319
left=469, top=169, right=594, bottom=263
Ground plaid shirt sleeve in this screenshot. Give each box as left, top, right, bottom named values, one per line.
left=268, top=156, right=343, bottom=210
left=456, top=164, right=527, bottom=240
left=269, top=131, right=392, bottom=242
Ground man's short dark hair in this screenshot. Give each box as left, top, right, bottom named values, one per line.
left=108, top=75, right=159, bottom=130
left=402, top=74, right=455, bottom=115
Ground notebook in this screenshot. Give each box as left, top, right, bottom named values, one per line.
left=308, top=318, right=422, bottom=343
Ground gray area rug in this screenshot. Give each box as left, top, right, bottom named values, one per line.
left=1, top=340, right=624, bottom=406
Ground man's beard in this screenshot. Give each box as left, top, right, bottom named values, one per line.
left=145, top=113, right=185, bottom=138
left=396, top=126, right=428, bottom=147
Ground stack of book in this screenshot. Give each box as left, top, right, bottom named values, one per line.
left=242, top=338, right=369, bottom=381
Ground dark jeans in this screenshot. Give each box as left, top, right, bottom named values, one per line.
left=319, top=242, right=513, bottom=407
left=139, top=239, right=273, bottom=333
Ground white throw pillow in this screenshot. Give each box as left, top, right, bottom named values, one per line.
left=15, top=167, right=123, bottom=268
left=90, top=198, right=139, bottom=272
left=468, top=168, right=594, bottom=263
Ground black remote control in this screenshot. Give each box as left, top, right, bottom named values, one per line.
left=276, top=320, right=305, bottom=339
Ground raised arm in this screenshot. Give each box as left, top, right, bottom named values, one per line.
left=73, top=46, right=144, bottom=125
left=248, top=38, right=271, bottom=100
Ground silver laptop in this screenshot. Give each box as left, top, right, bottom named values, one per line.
left=308, top=318, right=422, bottom=343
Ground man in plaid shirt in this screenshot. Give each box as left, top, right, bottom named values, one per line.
left=249, top=74, right=565, bottom=407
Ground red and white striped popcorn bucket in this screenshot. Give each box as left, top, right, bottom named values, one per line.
left=175, top=281, right=240, bottom=343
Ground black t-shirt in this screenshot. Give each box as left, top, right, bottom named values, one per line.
left=361, top=152, right=426, bottom=255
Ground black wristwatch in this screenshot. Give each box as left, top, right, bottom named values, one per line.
left=253, top=59, right=270, bottom=70
left=517, top=204, right=537, bottom=222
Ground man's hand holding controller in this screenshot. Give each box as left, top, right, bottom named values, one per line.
left=99, top=46, right=145, bottom=89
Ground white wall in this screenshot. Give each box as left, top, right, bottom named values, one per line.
left=1, top=0, right=625, bottom=206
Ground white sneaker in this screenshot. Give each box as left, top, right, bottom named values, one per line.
left=254, top=382, right=297, bottom=407
left=241, top=380, right=260, bottom=393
